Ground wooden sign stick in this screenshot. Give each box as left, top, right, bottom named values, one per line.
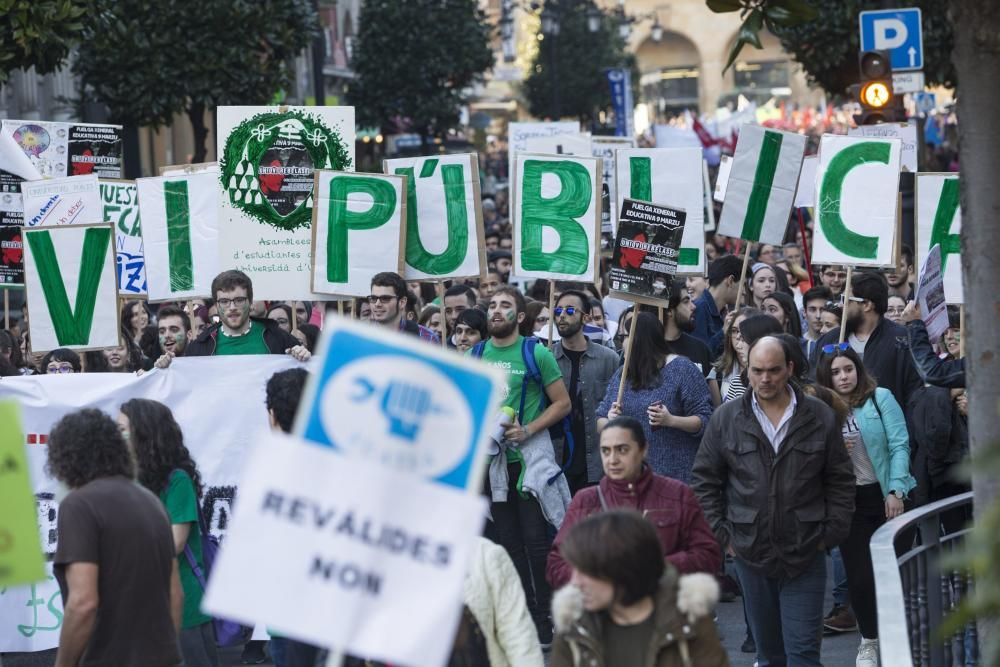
left=733, top=243, right=754, bottom=312
left=616, top=309, right=638, bottom=405
left=3, top=289, right=8, bottom=330
left=547, top=285, right=556, bottom=347
left=959, top=304, right=965, bottom=359
left=838, top=266, right=854, bottom=345
left=438, top=282, right=448, bottom=348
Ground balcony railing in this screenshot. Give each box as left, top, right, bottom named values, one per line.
left=871, top=491, right=976, bottom=666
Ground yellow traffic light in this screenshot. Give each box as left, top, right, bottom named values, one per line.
left=860, top=81, right=892, bottom=109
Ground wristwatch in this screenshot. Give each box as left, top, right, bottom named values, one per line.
left=889, top=489, right=904, bottom=500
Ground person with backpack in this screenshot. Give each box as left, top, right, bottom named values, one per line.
left=469, top=285, right=572, bottom=646
left=117, top=398, right=218, bottom=667
left=815, top=344, right=916, bottom=667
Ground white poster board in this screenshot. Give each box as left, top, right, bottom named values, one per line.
left=217, top=106, right=356, bottom=301
left=99, top=179, right=146, bottom=296
left=794, top=155, right=819, bottom=208
left=524, top=132, right=592, bottom=157
left=383, top=153, right=485, bottom=281
left=811, top=135, right=902, bottom=269
left=848, top=122, right=918, bottom=173
left=507, top=121, right=580, bottom=175
left=22, top=223, right=120, bottom=354
left=615, top=147, right=706, bottom=274
left=136, top=172, right=221, bottom=302
left=311, top=171, right=406, bottom=297
left=512, top=153, right=601, bottom=282
left=717, top=125, right=806, bottom=244
left=916, top=173, right=962, bottom=304
left=21, top=174, right=101, bottom=227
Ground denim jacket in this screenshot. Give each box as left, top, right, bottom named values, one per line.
left=551, top=340, right=620, bottom=483
left=854, top=387, right=917, bottom=498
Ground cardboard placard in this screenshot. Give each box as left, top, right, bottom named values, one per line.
left=608, top=199, right=686, bottom=307
left=916, top=173, right=962, bottom=304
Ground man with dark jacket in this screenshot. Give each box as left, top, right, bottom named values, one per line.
left=157, top=270, right=310, bottom=366
left=693, top=336, right=855, bottom=667
left=692, top=254, right=743, bottom=356
left=809, top=271, right=921, bottom=409
left=370, top=271, right=440, bottom=343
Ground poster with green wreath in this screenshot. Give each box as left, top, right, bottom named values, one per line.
left=216, top=106, right=355, bottom=300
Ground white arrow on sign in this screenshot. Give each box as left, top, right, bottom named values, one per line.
left=908, top=46, right=917, bottom=68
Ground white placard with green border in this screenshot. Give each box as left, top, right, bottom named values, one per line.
left=217, top=106, right=356, bottom=301
left=916, top=172, right=962, bottom=304
left=99, top=179, right=146, bottom=296
left=511, top=153, right=601, bottom=282
left=615, top=148, right=705, bottom=275
left=383, top=153, right=485, bottom=281
left=311, top=171, right=407, bottom=297
left=137, top=172, right=221, bottom=303
left=23, top=223, right=120, bottom=354
left=717, top=125, right=807, bottom=245
left=811, top=135, right=902, bottom=269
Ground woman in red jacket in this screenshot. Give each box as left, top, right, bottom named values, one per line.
left=546, top=416, right=720, bottom=588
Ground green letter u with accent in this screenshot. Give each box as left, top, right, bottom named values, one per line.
left=395, top=159, right=469, bottom=276
left=326, top=176, right=397, bottom=282
left=628, top=156, right=699, bottom=267
left=520, top=160, right=591, bottom=274
left=27, top=227, right=112, bottom=346
left=818, top=142, right=891, bottom=260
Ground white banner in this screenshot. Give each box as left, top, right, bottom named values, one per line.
left=311, top=171, right=406, bottom=297
left=22, top=174, right=102, bottom=228
left=0, top=356, right=300, bottom=651
left=916, top=173, right=962, bottom=304
left=217, top=106, right=356, bottom=301
left=136, top=172, right=221, bottom=302
left=384, top=153, right=485, bottom=281
left=615, top=147, right=705, bottom=275
left=812, top=135, right=902, bottom=269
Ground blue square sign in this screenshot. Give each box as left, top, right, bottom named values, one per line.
left=859, top=8, right=923, bottom=71
left=295, top=317, right=504, bottom=492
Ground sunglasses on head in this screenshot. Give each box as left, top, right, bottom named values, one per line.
left=821, top=342, right=850, bottom=355
left=553, top=306, right=578, bottom=317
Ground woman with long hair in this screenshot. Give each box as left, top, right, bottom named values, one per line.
left=520, top=301, right=549, bottom=339
left=266, top=303, right=294, bottom=333
left=121, top=300, right=153, bottom=347
left=761, top=292, right=803, bottom=338
left=816, top=346, right=915, bottom=666
left=419, top=305, right=444, bottom=340
left=597, top=312, right=713, bottom=484
left=713, top=307, right=757, bottom=402
left=745, top=263, right=777, bottom=308
left=117, top=399, right=217, bottom=667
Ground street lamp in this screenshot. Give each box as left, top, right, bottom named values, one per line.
left=587, top=5, right=603, bottom=33
left=540, top=4, right=558, bottom=36
left=651, top=17, right=664, bottom=42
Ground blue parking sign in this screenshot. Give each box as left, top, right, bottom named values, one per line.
left=859, top=8, right=923, bottom=71
left=295, top=317, right=505, bottom=492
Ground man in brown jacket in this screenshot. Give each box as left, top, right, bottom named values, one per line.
left=692, top=336, right=855, bottom=667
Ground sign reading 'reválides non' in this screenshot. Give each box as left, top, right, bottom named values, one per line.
left=608, top=199, right=687, bottom=306
left=512, top=153, right=601, bottom=282
left=23, top=223, right=120, bottom=354
left=137, top=172, right=221, bottom=302
left=202, top=319, right=505, bottom=666
left=716, top=124, right=807, bottom=245
left=383, top=153, right=486, bottom=281
left=811, top=134, right=903, bottom=269
left=916, top=173, right=962, bottom=304
left=615, top=148, right=706, bottom=275
left=311, top=171, right=407, bottom=297
left=217, top=106, right=355, bottom=301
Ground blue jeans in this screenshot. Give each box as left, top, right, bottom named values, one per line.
left=735, top=552, right=826, bottom=667
left=830, top=546, right=848, bottom=608
left=269, top=636, right=322, bottom=667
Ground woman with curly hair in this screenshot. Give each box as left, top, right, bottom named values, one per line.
left=118, top=399, right=217, bottom=667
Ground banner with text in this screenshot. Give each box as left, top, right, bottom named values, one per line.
left=615, top=148, right=705, bottom=274
left=137, top=172, right=221, bottom=302
left=608, top=199, right=686, bottom=306
left=99, top=179, right=146, bottom=296
left=384, top=153, right=485, bottom=281
left=23, top=224, right=119, bottom=354
left=716, top=125, right=806, bottom=245
left=811, top=135, right=902, bottom=269
left=311, top=171, right=406, bottom=297
left=21, top=174, right=102, bottom=228
left=0, top=356, right=299, bottom=652
left=217, top=106, right=355, bottom=301
left=916, top=173, right=962, bottom=304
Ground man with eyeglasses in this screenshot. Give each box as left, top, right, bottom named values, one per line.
left=369, top=272, right=440, bottom=343
left=550, top=289, right=619, bottom=495
left=172, top=270, right=309, bottom=362
left=818, top=264, right=848, bottom=297
left=809, top=271, right=920, bottom=411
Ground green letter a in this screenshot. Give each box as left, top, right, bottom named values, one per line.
left=521, top=160, right=590, bottom=274
left=27, top=227, right=112, bottom=346
left=326, top=176, right=398, bottom=282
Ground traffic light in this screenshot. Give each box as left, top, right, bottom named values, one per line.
left=853, top=50, right=897, bottom=125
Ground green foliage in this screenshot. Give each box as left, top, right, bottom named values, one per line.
left=72, top=0, right=318, bottom=127
left=708, top=0, right=955, bottom=96
left=0, top=0, right=85, bottom=84
left=522, top=3, right=634, bottom=122
left=347, top=0, right=493, bottom=142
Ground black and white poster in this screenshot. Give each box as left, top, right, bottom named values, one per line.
left=608, top=198, right=686, bottom=305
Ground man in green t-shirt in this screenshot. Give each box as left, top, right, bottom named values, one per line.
left=156, top=270, right=310, bottom=367
left=474, top=285, right=571, bottom=647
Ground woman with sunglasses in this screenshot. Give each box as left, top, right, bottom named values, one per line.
left=816, top=345, right=915, bottom=667
left=597, top=312, right=713, bottom=485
